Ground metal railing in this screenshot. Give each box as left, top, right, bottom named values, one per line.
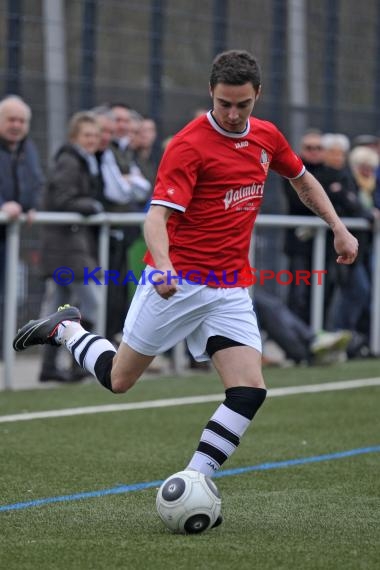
left=1, top=212, right=378, bottom=390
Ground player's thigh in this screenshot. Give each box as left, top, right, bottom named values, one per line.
left=111, top=342, right=155, bottom=392
left=187, top=287, right=262, bottom=362
left=123, top=276, right=209, bottom=355
left=212, top=345, right=265, bottom=390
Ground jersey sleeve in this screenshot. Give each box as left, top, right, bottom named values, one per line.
left=151, top=137, right=202, bottom=212
left=269, top=128, right=305, bottom=179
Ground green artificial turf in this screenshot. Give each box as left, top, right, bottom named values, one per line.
left=0, top=359, right=379, bottom=569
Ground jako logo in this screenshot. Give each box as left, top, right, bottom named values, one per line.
left=235, top=140, right=248, bottom=149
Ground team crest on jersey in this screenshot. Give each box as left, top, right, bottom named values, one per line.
left=166, top=188, right=175, bottom=196
left=260, top=149, right=270, bottom=174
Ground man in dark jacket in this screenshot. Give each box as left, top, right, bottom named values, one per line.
left=0, top=95, right=43, bottom=352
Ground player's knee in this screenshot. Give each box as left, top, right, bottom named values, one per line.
left=225, top=385, right=267, bottom=420
left=252, top=371, right=265, bottom=389
left=111, top=371, right=139, bottom=394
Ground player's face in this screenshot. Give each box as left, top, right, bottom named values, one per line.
left=210, top=82, right=260, bottom=132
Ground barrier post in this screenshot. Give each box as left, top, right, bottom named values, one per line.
left=3, top=221, right=21, bottom=389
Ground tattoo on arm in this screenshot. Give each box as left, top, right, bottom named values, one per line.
left=295, top=179, right=337, bottom=230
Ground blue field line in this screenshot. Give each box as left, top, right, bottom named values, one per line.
left=1, top=445, right=379, bottom=513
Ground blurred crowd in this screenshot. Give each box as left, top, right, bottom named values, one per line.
left=0, top=95, right=379, bottom=380
left=279, top=129, right=379, bottom=364
left=0, top=96, right=159, bottom=381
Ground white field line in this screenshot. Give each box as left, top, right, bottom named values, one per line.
left=1, top=377, right=380, bottom=424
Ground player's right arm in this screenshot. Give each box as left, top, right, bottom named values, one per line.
left=270, top=126, right=358, bottom=265
left=144, top=205, right=178, bottom=299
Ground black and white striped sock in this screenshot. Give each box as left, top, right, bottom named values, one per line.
left=57, top=322, right=116, bottom=391
left=186, top=386, right=267, bottom=477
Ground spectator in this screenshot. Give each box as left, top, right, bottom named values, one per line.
left=126, top=110, right=144, bottom=152
left=0, top=95, right=43, bottom=353
left=351, top=134, right=379, bottom=151
left=352, top=135, right=380, bottom=213
left=346, top=146, right=379, bottom=343
left=109, top=103, right=136, bottom=175
left=327, top=145, right=379, bottom=352
left=322, top=133, right=350, bottom=171
left=322, top=134, right=378, bottom=341
left=320, top=133, right=362, bottom=220
left=255, top=289, right=351, bottom=365
left=94, top=106, right=151, bottom=209
left=349, top=146, right=379, bottom=210
left=282, top=129, right=331, bottom=324
left=93, top=106, right=151, bottom=340
left=38, top=111, right=103, bottom=382
left=133, top=117, right=160, bottom=189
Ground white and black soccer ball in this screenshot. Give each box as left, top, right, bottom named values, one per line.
left=156, top=470, right=222, bottom=534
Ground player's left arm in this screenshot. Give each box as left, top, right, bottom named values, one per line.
left=290, top=170, right=359, bottom=265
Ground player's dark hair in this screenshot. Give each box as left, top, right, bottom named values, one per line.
left=209, top=50, right=261, bottom=91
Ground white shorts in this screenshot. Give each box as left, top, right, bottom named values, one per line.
left=122, top=266, right=262, bottom=361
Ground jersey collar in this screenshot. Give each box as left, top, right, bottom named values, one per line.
left=207, top=110, right=250, bottom=138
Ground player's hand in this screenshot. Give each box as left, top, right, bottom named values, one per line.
left=154, top=281, right=178, bottom=299
left=334, top=227, right=359, bottom=265
left=152, top=265, right=180, bottom=300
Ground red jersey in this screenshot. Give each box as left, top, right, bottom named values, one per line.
left=144, top=111, right=305, bottom=287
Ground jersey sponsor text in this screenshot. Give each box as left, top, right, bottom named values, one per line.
left=223, top=182, right=264, bottom=210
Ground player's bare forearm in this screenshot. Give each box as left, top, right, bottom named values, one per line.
left=290, top=171, right=343, bottom=231
left=144, top=205, right=178, bottom=298
left=290, top=171, right=359, bottom=264
left=144, top=205, right=173, bottom=269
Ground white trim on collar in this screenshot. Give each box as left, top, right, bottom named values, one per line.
left=207, top=110, right=250, bottom=138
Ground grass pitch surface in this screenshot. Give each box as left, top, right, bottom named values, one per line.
left=0, top=359, right=379, bottom=569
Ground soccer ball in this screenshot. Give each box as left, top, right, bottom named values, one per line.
left=156, top=470, right=222, bottom=534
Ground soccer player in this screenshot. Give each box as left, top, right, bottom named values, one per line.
left=13, top=50, right=358, bottom=484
